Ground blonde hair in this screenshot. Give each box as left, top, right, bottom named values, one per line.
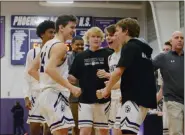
left=83, top=27, right=104, bottom=44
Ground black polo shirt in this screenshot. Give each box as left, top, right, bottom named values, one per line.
left=69, top=48, right=113, bottom=104
left=117, top=39, right=157, bottom=109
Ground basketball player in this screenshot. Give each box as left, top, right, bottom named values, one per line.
left=28, top=15, right=81, bottom=135
left=23, top=20, right=55, bottom=135
left=68, top=27, right=113, bottom=135
left=96, top=24, right=122, bottom=135
left=97, top=18, right=157, bottom=135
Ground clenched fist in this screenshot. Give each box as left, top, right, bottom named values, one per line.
left=71, top=86, right=81, bottom=97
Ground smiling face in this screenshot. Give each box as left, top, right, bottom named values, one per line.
left=55, top=15, right=78, bottom=41
left=60, top=21, right=77, bottom=40
left=71, top=39, right=84, bottom=53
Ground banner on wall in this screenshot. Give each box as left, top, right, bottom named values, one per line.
left=11, top=29, right=29, bottom=65
left=10, top=15, right=137, bottom=65
left=30, top=29, right=42, bottom=49
left=11, top=15, right=92, bottom=29
left=94, top=17, right=116, bottom=47
left=10, top=15, right=93, bottom=65
left=0, top=16, right=5, bottom=58
left=76, top=29, right=87, bottom=37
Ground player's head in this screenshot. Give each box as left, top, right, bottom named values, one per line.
left=55, top=15, right=78, bottom=41
left=115, top=18, right=140, bottom=45
left=163, top=41, right=172, bottom=52
left=71, top=36, right=84, bottom=53
left=171, top=31, right=184, bottom=51
left=36, top=20, right=55, bottom=42
left=83, top=27, right=104, bottom=50
left=104, top=24, right=118, bottom=49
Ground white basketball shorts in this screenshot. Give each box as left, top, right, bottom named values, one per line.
left=27, top=91, right=46, bottom=124
left=109, top=90, right=122, bottom=128
left=78, top=102, right=111, bottom=129
left=114, top=100, right=148, bottom=134
left=37, top=89, right=75, bottom=134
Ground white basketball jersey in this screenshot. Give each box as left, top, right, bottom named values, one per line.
left=39, top=39, right=69, bottom=92
left=26, top=47, right=41, bottom=90
left=23, top=47, right=41, bottom=97
left=108, top=50, right=121, bottom=73
left=108, top=50, right=121, bottom=99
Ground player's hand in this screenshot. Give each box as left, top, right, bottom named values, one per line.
left=96, top=88, right=110, bottom=99
left=102, top=88, right=111, bottom=98
left=96, top=90, right=103, bottom=99
left=97, top=69, right=110, bottom=79
left=71, top=86, right=81, bottom=97
left=25, top=97, right=31, bottom=110
left=157, top=111, right=163, bottom=116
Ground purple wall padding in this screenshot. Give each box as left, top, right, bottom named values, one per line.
left=0, top=98, right=30, bottom=134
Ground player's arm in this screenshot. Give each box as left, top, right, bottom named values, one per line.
left=112, top=82, right=120, bottom=90
left=23, top=49, right=34, bottom=109
left=68, top=75, right=78, bottom=85
left=45, top=43, right=74, bottom=92
left=23, top=50, right=33, bottom=98
left=98, top=43, right=138, bottom=98
left=28, top=53, right=40, bottom=81
left=105, top=67, right=124, bottom=93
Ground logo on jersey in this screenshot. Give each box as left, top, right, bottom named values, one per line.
left=61, top=104, right=65, bottom=112
left=171, top=60, right=175, bottom=63
left=84, top=57, right=104, bottom=66
left=125, top=105, right=131, bottom=113
left=109, top=64, right=117, bottom=72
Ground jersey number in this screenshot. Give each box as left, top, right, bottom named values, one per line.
left=40, top=52, right=46, bottom=73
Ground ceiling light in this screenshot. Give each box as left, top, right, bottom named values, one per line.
left=46, top=0, right=74, bottom=4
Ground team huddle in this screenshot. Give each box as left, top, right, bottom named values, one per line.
left=23, top=14, right=184, bottom=135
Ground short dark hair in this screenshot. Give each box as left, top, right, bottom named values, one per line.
left=105, top=24, right=116, bottom=35
left=72, top=36, right=83, bottom=44
left=36, top=20, right=55, bottom=38
left=116, top=18, right=140, bottom=38
left=55, top=15, right=78, bottom=32
left=164, top=41, right=172, bottom=47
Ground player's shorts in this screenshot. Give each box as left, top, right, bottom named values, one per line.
left=109, top=90, right=121, bottom=128
left=78, top=102, right=111, bottom=129
left=114, top=100, right=148, bottom=134
left=27, top=91, right=46, bottom=124
left=37, top=88, right=75, bottom=134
